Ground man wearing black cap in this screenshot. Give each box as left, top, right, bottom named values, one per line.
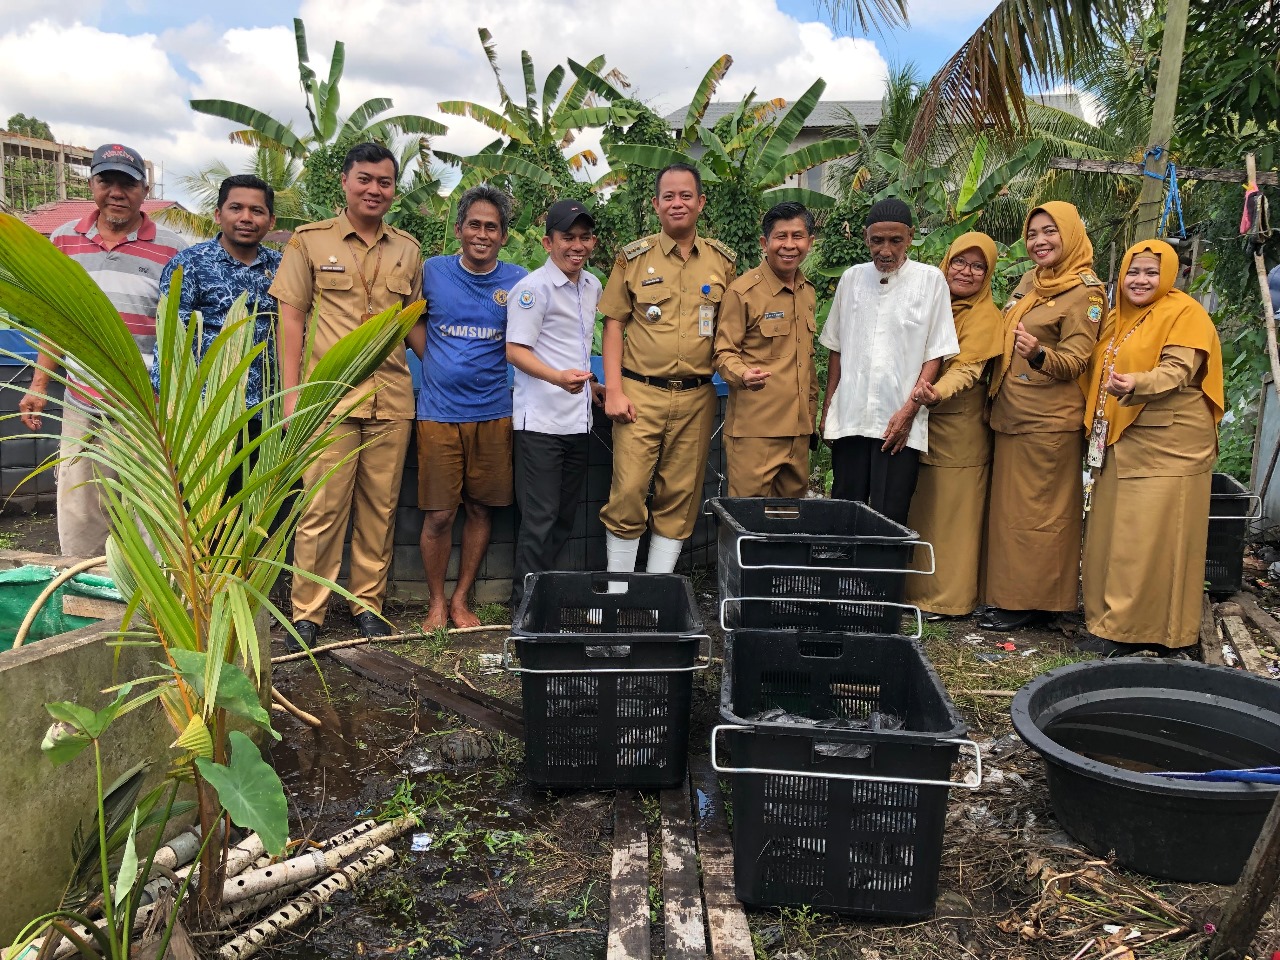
left=504, top=199, right=603, bottom=607
left=19, top=143, right=187, bottom=557
left=818, top=198, right=957, bottom=524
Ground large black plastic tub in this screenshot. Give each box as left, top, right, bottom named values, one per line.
left=715, top=631, right=971, bottom=918
left=1205, top=473, right=1257, bottom=598
left=1012, top=659, right=1280, bottom=883
left=509, top=572, right=703, bottom=789
left=708, top=498, right=924, bottom=634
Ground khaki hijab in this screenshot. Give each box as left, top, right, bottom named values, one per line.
left=943, top=232, right=1004, bottom=370
left=1083, top=238, right=1225, bottom=443
left=991, top=202, right=1095, bottom=396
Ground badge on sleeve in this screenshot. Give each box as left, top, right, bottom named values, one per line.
left=698, top=303, right=714, bottom=337
left=517, top=290, right=536, bottom=309
left=494, top=289, right=509, bottom=306
left=1087, top=296, right=1104, bottom=322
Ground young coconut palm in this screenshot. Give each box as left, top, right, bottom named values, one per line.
left=0, top=212, right=423, bottom=927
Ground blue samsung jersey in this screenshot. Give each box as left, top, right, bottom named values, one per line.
left=417, top=255, right=526, bottom=422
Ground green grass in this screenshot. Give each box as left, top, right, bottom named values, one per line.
left=474, top=601, right=509, bottom=625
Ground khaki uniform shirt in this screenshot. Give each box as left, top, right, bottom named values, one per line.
left=1113, top=345, right=1216, bottom=478
left=714, top=260, right=818, bottom=438
left=599, top=231, right=736, bottom=379
left=989, top=272, right=1102, bottom=435
left=269, top=211, right=422, bottom=420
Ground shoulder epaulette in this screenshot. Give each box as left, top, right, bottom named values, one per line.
left=621, top=238, right=652, bottom=261
left=733, top=270, right=765, bottom=292
left=386, top=224, right=422, bottom=247
left=1080, top=271, right=1105, bottom=287
left=293, top=220, right=330, bottom=233
left=704, top=237, right=737, bottom=263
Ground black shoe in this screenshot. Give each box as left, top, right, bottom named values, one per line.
left=355, top=611, right=394, bottom=639
left=1074, top=632, right=1145, bottom=657
left=286, top=620, right=319, bottom=653
left=924, top=611, right=963, bottom=622
left=978, top=608, right=1046, bottom=632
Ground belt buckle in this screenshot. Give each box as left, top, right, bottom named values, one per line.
left=670, top=378, right=684, bottom=391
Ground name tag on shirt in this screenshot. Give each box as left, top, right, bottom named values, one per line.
left=698, top=303, right=714, bottom=337
left=763, top=311, right=785, bottom=319
left=320, top=265, right=346, bottom=273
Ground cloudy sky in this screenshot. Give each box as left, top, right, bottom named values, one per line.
left=0, top=0, right=999, bottom=207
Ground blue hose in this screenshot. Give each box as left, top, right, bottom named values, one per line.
left=1150, top=767, right=1280, bottom=784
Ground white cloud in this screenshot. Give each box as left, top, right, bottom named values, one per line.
left=1, top=1, right=891, bottom=207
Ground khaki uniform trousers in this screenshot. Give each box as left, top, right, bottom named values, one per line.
left=600, top=381, right=716, bottom=541
left=291, top=416, right=412, bottom=624
left=726, top=435, right=809, bottom=499
left=56, top=402, right=115, bottom=558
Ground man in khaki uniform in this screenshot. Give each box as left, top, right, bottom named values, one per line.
left=600, top=163, right=736, bottom=574
left=714, top=201, right=818, bottom=498
left=270, top=142, right=422, bottom=647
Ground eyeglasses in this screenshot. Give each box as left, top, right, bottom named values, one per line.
left=949, top=258, right=987, bottom=276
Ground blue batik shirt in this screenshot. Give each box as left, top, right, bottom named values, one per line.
left=153, top=235, right=282, bottom=416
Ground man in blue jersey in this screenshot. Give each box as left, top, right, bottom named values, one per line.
left=410, top=185, right=526, bottom=629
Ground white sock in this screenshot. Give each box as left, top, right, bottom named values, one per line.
left=645, top=534, right=684, bottom=574
left=605, top=531, right=640, bottom=594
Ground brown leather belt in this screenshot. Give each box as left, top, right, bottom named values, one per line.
left=621, top=368, right=713, bottom=391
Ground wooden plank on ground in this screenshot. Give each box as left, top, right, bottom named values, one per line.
left=608, top=791, right=651, bottom=960
left=328, top=646, right=523, bottom=738
left=1231, top=592, right=1280, bottom=655
left=1201, top=593, right=1228, bottom=667
left=689, top=757, right=754, bottom=960
left=62, top=594, right=128, bottom=620
left=661, top=776, right=708, bottom=960
left=1220, top=615, right=1269, bottom=677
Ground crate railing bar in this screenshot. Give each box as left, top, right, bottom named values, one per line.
left=710, top=724, right=983, bottom=790
left=501, top=636, right=712, bottom=675
left=1208, top=494, right=1263, bottom=521
left=719, top=596, right=923, bottom=639
left=734, top=535, right=936, bottom=576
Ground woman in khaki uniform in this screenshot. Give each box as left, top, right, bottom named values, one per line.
left=906, top=232, right=1005, bottom=618
left=980, top=202, right=1102, bottom=631
left=1079, top=239, right=1224, bottom=653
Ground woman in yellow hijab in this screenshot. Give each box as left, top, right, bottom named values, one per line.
left=980, top=202, right=1103, bottom=631
left=905, top=232, right=1005, bottom=618
left=1080, top=239, right=1224, bottom=653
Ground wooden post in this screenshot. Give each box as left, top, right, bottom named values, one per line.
left=1246, top=152, right=1280, bottom=400
left=1207, top=790, right=1280, bottom=959
left=1134, top=0, right=1190, bottom=241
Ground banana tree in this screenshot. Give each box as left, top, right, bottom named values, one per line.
left=0, top=212, right=423, bottom=926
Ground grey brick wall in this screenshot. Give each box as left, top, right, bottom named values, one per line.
left=0, top=366, right=60, bottom=514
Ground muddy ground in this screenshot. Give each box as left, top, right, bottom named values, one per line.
left=8, top=511, right=1280, bottom=959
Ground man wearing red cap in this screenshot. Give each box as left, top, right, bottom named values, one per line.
left=19, top=142, right=187, bottom=557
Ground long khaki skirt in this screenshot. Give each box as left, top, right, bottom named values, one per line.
left=983, top=430, right=1084, bottom=612
left=904, top=463, right=989, bottom=615
left=1082, top=458, right=1210, bottom=648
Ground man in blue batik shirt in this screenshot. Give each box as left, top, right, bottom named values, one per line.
left=154, top=174, right=281, bottom=423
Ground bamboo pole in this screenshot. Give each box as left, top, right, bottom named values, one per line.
left=269, top=687, right=321, bottom=727
left=270, top=623, right=512, bottom=664
left=1133, top=0, right=1190, bottom=241
left=12, top=556, right=107, bottom=648
left=216, top=845, right=396, bottom=960
left=1246, top=152, right=1280, bottom=401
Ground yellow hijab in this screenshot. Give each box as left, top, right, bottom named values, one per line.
left=943, top=232, right=1004, bottom=369
left=1082, top=238, right=1225, bottom=444
left=991, top=202, right=1096, bottom=396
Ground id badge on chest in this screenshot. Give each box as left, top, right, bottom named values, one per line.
left=1086, top=417, right=1109, bottom=469
left=698, top=303, right=714, bottom=337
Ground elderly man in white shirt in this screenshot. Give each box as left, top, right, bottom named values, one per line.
left=505, top=199, right=603, bottom=608
left=818, top=198, right=958, bottom=524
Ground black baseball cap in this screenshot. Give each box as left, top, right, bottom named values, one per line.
left=90, top=143, right=146, bottom=181
left=545, top=199, right=594, bottom=235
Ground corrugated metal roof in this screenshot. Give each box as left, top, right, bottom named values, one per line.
left=21, top=199, right=179, bottom=235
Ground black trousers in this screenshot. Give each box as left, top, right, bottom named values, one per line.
left=512, top=430, right=589, bottom=608
left=830, top=435, right=920, bottom=526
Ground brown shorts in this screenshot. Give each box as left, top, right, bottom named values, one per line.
left=416, top=418, right=514, bottom=510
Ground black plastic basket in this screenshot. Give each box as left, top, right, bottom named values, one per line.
left=508, top=572, right=705, bottom=789
left=713, top=630, right=975, bottom=918
left=707, top=498, right=930, bottom=634
left=1206, top=473, right=1260, bottom=598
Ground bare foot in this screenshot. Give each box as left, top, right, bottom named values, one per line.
left=449, top=600, right=481, bottom=629
left=421, top=603, right=449, bottom=632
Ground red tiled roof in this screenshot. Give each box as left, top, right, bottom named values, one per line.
left=21, top=199, right=179, bottom=236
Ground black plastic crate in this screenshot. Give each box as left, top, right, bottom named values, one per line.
left=708, top=498, right=926, bottom=634
left=714, top=631, right=972, bottom=918
left=509, top=572, right=704, bottom=789
left=1206, top=473, right=1259, bottom=598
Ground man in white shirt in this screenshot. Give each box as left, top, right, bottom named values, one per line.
left=818, top=198, right=958, bottom=524
left=505, top=199, right=603, bottom=608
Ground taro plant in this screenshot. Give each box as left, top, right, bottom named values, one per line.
left=0, top=212, right=423, bottom=934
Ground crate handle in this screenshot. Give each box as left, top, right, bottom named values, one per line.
left=762, top=504, right=802, bottom=519
left=710, top=725, right=982, bottom=790
left=719, top=596, right=923, bottom=639
left=1209, top=494, right=1262, bottom=521
left=735, top=536, right=936, bottom=576
left=501, top=636, right=712, bottom=675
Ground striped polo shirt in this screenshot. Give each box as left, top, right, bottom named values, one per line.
left=50, top=211, right=187, bottom=406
